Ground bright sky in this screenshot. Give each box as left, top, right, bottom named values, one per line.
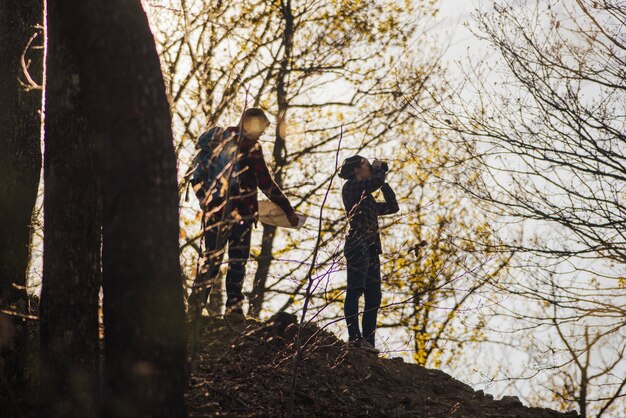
left=425, top=2, right=625, bottom=413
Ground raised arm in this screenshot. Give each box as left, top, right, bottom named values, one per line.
left=344, top=166, right=386, bottom=195
left=377, top=183, right=399, bottom=215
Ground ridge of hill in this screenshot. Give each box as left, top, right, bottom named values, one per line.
left=186, top=314, right=579, bottom=417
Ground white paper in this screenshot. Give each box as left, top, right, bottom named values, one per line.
left=258, top=200, right=307, bottom=229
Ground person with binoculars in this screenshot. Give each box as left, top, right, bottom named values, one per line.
left=338, top=155, right=399, bottom=353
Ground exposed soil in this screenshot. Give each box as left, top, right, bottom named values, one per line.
left=185, top=314, right=580, bottom=417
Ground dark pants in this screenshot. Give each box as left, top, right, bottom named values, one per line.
left=191, top=213, right=253, bottom=311
left=344, top=237, right=381, bottom=346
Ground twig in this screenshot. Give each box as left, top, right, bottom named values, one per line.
left=0, top=309, right=38, bottom=321
left=20, top=32, right=42, bottom=91
left=287, top=126, right=343, bottom=417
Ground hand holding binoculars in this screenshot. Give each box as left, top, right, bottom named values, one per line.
left=372, top=159, right=389, bottom=172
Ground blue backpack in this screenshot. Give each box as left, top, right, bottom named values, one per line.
left=190, top=127, right=240, bottom=210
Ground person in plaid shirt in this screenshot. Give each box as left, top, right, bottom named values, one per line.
left=190, top=108, right=299, bottom=319
left=339, top=155, right=399, bottom=352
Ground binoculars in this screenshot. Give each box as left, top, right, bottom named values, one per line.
left=381, top=162, right=389, bottom=172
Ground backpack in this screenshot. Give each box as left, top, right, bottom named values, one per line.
left=189, top=126, right=240, bottom=210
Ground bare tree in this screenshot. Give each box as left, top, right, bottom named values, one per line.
left=416, top=0, right=625, bottom=413
left=539, top=306, right=625, bottom=418
left=424, top=0, right=625, bottom=264
left=147, top=0, right=445, bottom=319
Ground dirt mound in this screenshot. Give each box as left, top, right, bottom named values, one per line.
left=186, top=314, right=579, bottom=417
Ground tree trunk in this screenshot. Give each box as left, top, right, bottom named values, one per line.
left=47, top=1, right=188, bottom=416
left=249, top=0, right=293, bottom=319
left=0, top=0, right=43, bottom=408
left=43, top=1, right=187, bottom=416
left=39, top=2, right=103, bottom=416
left=250, top=226, right=277, bottom=317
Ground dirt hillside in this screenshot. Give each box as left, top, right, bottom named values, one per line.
left=186, top=314, right=579, bottom=417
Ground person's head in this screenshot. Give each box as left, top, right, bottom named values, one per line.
left=240, top=107, right=271, bottom=141
left=338, top=155, right=371, bottom=180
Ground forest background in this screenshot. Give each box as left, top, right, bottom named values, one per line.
left=1, top=0, right=623, bottom=417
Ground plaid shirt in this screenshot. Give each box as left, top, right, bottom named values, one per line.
left=228, top=128, right=295, bottom=219
left=342, top=167, right=399, bottom=252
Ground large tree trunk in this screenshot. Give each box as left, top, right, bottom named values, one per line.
left=48, top=1, right=187, bottom=416
left=38, top=2, right=102, bottom=416
left=0, top=0, right=43, bottom=407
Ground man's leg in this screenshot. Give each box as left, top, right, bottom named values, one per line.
left=362, top=246, right=382, bottom=347
left=344, top=238, right=369, bottom=342
left=224, top=219, right=253, bottom=312
left=188, top=214, right=228, bottom=317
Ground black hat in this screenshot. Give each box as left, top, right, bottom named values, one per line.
left=338, top=155, right=365, bottom=179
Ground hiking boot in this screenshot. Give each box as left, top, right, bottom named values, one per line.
left=223, top=306, right=246, bottom=325
left=351, top=338, right=380, bottom=354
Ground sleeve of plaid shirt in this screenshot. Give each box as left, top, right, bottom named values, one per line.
left=377, top=183, right=399, bottom=215
left=251, top=144, right=295, bottom=216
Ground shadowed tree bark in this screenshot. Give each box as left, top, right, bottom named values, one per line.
left=39, top=1, right=101, bottom=416
left=42, top=0, right=187, bottom=416
left=0, top=0, right=43, bottom=409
